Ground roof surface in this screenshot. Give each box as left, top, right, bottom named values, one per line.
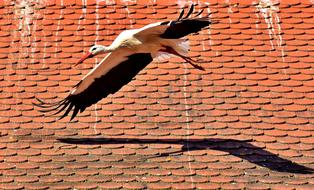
left=0, top=0, right=314, bottom=189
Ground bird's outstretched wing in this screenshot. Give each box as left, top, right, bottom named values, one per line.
left=33, top=52, right=153, bottom=121
left=135, top=4, right=214, bottom=39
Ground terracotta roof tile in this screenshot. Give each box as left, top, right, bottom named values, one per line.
left=1, top=0, right=314, bottom=188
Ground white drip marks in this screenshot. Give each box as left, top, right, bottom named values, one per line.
left=93, top=2, right=100, bottom=133
left=54, top=1, right=64, bottom=59
left=9, top=0, right=42, bottom=128
left=198, top=1, right=207, bottom=51
left=96, top=0, right=115, bottom=4
left=182, top=60, right=195, bottom=188
left=123, top=2, right=134, bottom=28
left=121, top=0, right=136, bottom=4
left=12, top=0, right=42, bottom=66
left=75, top=0, right=87, bottom=38
left=30, top=3, right=40, bottom=65
left=176, top=1, right=196, bottom=187
left=203, top=2, right=216, bottom=56
left=225, top=0, right=234, bottom=23
left=256, top=0, right=285, bottom=61
left=79, top=0, right=99, bottom=132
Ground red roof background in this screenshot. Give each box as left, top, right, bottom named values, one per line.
left=0, top=0, right=313, bottom=189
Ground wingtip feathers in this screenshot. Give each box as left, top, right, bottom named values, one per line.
left=33, top=96, right=77, bottom=121
left=177, top=7, right=185, bottom=21
left=194, top=8, right=204, bottom=18
left=183, top=3, right=194, bottom=19
left=176, top=3, right=214, bottom=22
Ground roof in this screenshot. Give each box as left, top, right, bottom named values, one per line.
left=0, top=0, right=314, bottom=189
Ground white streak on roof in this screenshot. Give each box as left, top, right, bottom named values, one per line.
left=255, top=0, right=285, bottom=62
left=93, top=1, right=100, bottom=133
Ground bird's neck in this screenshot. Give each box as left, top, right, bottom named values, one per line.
left=103, top=45, right=116, bottom=53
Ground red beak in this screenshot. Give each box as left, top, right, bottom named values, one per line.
left=75, top=52, right=93, bottom=66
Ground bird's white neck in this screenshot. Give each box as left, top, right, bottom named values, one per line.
left=102, top=45, right=116, bottom=54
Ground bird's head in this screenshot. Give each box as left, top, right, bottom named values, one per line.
left=76, top=44, right=109, bottom=65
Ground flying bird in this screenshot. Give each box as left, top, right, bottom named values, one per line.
left=34, top=4, right=214, bottom=120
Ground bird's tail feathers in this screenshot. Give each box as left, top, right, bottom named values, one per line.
left=167, top=39, right=190, bottom=56
left=153, top=52, right=174, bottom=62
left=176, top=39, right=190, bottom=55
left=154, top=39, right=189, bottom=62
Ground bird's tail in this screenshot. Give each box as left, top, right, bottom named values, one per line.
left=153, top=39, right=189, bottom=62
left=153, top=52, right=174, bottom=62
left=176, top=39, right=190, bottom=56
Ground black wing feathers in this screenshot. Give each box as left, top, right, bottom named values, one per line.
left=183, top=4, right=194, bottom=19
left=177, top=6, right=185, bottom=21
left=194, top=8, right=204, bottom=18
left=34, top=53, right=153, bottom=120
left=160, top=4, right=211, bottom=39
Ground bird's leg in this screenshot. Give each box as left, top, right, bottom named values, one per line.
left=160, top=46, right=205, bottom=71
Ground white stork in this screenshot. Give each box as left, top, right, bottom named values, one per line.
left=34, top=4, right=215, bottom=120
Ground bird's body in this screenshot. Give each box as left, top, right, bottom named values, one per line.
left=72, top=26, right=183, bottom=96
left=34, top=4, right=215, bottom=120
left=89, top=23, right=188, bottom=60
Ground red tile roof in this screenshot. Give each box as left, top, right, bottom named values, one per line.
left=0, top=0, right=314, bottom=189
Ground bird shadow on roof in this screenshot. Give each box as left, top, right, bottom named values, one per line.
left=58, top=137, right=313, bottom=174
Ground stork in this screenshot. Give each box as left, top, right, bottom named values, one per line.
left=34, top=4, right=215, bottom=120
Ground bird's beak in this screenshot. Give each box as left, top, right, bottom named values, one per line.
left=75, top=52, right=93, bottom=66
